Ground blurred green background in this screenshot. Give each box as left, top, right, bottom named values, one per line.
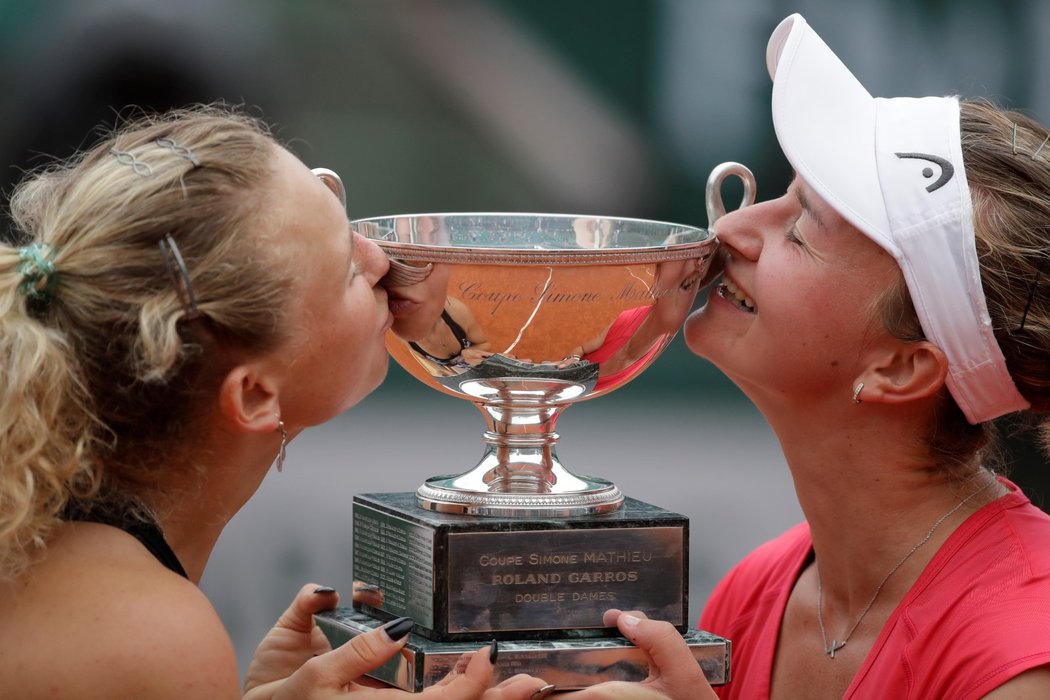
left=1, top=0, right=1046, bottom=673
left=1, top=0, right=1044, bottom=489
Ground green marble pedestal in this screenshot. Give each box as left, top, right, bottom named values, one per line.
left=316, top=607, right=730, bottom=691
left=315, top=492, right=729, bottom=690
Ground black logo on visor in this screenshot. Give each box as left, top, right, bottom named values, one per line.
left=895, top=152, right=955, bottom=193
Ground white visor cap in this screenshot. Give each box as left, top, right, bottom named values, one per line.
left=766, top=13, right=1029, bottom=424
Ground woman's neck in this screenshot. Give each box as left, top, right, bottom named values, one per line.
left=766, top=399, right=998, bottom=610
left=144, top=430, right=277, bottom=584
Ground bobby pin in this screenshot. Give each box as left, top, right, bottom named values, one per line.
left=1032, top=134, right=1049, bottom=161
left=110, top=147, right=154, bottom=177
left=155, top=138, right=201, bottom=168
left=158, top=234, right=200, bottom=320
left=1010, top=123, right=1049, bottom=161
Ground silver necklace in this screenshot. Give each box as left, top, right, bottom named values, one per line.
left=816, top=477, right=996, bottom=658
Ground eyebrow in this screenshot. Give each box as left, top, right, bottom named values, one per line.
left=793, top=176, right=828, bottom=232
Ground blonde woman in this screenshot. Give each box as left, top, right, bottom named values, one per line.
left=0, top=107, right=548, bottom=700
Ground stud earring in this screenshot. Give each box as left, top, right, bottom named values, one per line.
left=852, top=383, right=864, bottom=404
left=274, top=415, right=288, bottom=472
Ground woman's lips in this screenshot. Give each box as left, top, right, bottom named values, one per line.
left=717, top=276, right=756, bottom=313
left=387, top=294, right=422, bottom=317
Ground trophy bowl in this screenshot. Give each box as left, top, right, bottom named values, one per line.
left=352, top=164, right=754, bottom=518
left=314, top=164, right=755, bottom=689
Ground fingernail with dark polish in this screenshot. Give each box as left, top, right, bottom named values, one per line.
left=382, top=616, right=414, bottom=641
left=489, top=638, right=499, bottom=664
left=529, top=684, right=557, bottom=700
left=354, top=582, right=382, bottom=593
left=313, top=586, right=337, bottom=595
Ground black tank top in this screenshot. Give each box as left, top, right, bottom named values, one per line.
left=65, top=505, right=188, bottom=579
left=409, top=309, right=472, bottom=365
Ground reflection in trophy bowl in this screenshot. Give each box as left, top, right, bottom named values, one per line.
left=353, top=213, right=717, bottom=517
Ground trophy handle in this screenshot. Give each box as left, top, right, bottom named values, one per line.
left=705, top=162, right=756, bottom=226
left=311, top=167, right=347, bottom=208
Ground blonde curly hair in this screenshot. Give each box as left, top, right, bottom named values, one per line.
left=0, top=105, right=292, bottom=581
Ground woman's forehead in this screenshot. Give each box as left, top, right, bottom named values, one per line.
left=790, top=173, right=849, bottom=234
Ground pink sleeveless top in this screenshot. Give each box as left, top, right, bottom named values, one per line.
left=701, top=480, right=1050, bottom=699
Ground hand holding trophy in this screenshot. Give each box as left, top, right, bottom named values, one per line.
left=316, top=163, right=755, bottom=690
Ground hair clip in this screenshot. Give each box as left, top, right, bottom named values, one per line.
left=158, top=234, right=200, bottom=320
left=155, top=138, right=201, bottom=168
left=1032, top=134, right=1049, bottom=161
left=110, top=147, right=154, bottom=177
left=1009, top=123, right=1048, bottom=161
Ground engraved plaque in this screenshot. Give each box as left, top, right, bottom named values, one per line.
left=351, top=493, right=688, bottom=641
left=353, top=507, right=436, bottom=628
left=446, top=527, right=684, bottom=633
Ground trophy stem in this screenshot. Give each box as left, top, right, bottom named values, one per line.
left=416, top=401, right=624, bottom=517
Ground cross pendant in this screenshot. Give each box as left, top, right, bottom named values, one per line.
left=826, top=641, right=846, bottom=658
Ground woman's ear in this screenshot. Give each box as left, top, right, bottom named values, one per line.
left=856, top=340, right=949, bottom=405
left=218, top=363, right=281, bottom=435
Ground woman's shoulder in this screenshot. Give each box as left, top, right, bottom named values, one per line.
left=0, top=522, right=240, bottom=699
left=998, top=488, right=1050, bottom=565
left=885, top=494, right=1050, bottom=696
left=950, top=484, right=1050, bottom=578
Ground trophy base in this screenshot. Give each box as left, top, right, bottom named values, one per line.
left=353, top=493, right=689, bottom=640
left=315, top=607, right=730, bottom=691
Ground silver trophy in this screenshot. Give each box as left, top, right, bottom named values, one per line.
left=316, top=163, right=755, bottom=690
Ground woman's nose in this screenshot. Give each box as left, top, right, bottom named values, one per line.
left=355, top=233, right=390, bottom=285
left=712, top=204, right=765, bottom=262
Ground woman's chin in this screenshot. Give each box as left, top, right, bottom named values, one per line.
left=683, top=306, right=710, bottom=357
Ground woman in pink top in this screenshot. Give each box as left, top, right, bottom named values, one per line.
left=572, top=13, right=1050, bottom=700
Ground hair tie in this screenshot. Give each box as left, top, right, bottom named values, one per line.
left=17, top=242, right=58, bottom=302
